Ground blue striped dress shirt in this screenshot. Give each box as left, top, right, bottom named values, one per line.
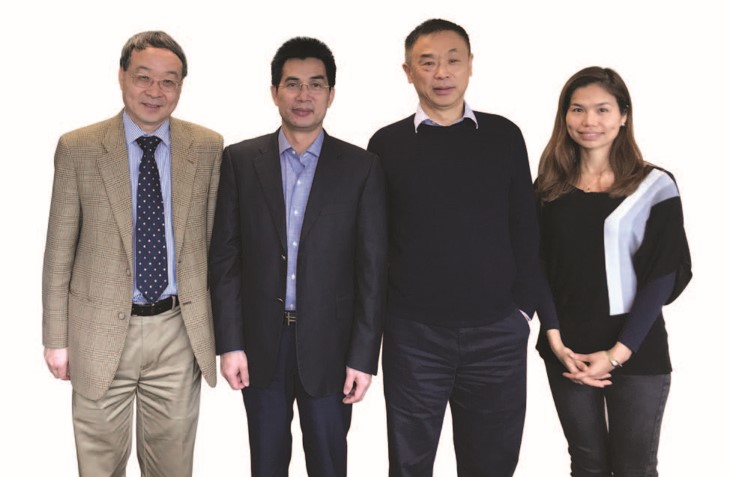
left=123, top=112, right=177, bottom=304
left=278, top=129, right=324, bottom=311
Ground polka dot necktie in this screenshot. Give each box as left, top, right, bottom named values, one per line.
left=135, top=135, right=168, bottom=302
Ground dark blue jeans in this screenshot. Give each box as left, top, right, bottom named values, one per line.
left=545, top=361, right=671, bottom=477
left=243, top=326, right=352, bottom=477
left=384, top=310, right=530, bottom=477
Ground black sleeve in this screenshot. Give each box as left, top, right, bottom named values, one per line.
left=618, top=272, right=675, bottom=352
left=534, top=194, right=560, bottom=330
left=208, top=147, right=246, bottom=355
left=346, top=153, right=388, bottom=375
left=507, top=125, right=547, bottom=319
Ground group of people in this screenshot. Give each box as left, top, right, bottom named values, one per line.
left=42, top=17, right=691, bottom=477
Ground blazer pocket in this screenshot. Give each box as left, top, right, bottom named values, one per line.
left=69, top=288, right=93, bottom=304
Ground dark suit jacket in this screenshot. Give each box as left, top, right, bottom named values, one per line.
left=42, top=112, right=222, bottom=399
left=209, top=130, right=387, bottom=397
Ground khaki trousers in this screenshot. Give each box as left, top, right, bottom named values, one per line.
left=72, top=307, right=201, bottom=477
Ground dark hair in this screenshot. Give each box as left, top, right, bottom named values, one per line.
left=119, top=31, right=188, bottom=78
left=271, top=37, right=336, bottom=87
left=537, top=66, right=649, bottom=202
left=405, top=19, right=471, bottom=59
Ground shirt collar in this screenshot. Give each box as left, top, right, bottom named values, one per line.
left=277, top=129, right=325, bottom=158
left=413, top=102, right=478, bottom=132
left=123, top=111, right=171, bottom=147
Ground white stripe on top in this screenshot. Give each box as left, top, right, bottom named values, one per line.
left=604, top=169, right=679, bottom=315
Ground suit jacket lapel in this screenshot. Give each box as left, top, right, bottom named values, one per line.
left=170, top=118, right=198, bottom=259
left=299, top=133, right=338, bottom=244
left=253, top=132, right=287, bottom=250
left=97, top=114, right=134, bottom=268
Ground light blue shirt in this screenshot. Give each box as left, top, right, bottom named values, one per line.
left=123, top=112, right=177, bottom=304
left=278, top=129, right=324, bottom=311
left=413, top=102, right=479, bottom=132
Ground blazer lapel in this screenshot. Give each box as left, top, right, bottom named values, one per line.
left=253, top=133, right=287, bottom=250
left=169, top=118, right=198, bottom=259
left=97, top=115, right=134, bottom=268
left=299, top=133, right=339, bottom=244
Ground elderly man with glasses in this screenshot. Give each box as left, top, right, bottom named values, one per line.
left=42, top=30, right=223, bottom=476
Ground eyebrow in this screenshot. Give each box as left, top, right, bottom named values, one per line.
left=418, top=48, right=462, bottom=58
left=133, top=65, right=180, bottom=78
left=283, top=74, right=327, bottom=82
left=571, top=101, right=614, bottom=107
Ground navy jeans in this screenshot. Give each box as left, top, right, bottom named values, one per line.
left=243, top=326, right=352, bottom=477
left=384, top=310, right=530, bottom=477
left=545, top=361, right=671, bottom=477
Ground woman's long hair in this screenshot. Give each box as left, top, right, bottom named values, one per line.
left=536, top=67, right=650, bottom=202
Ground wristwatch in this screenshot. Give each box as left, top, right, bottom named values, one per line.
left=607, top=353, right=623, bottom=368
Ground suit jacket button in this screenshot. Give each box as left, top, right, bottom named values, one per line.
left=118, top=312, right=126, bottom=320
left=281, top=254, right=286, bottom=261
left=126, top=269, right=131, bottom=276
left=276, top=297, right=284, bottom=303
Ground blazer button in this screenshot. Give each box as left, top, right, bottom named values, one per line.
left=281, top=254, right=287, bottom=261
left=276, top=297, right=284, bottom=303
left=118, top=312, right=126, bottom=320
left=126, top=269, right=131, bottom=276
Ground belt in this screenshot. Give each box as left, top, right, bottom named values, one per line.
left=132, top=295, right=178, bottom=316
left=284, top=310, right=297, bottom=326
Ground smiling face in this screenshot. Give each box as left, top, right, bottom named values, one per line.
left=271, top=57, right=334, bottom=136
left=403, top=30, right=473, bottom=123
left=566, top=83, right=628, bottom=159
left=118, top=47, right=183, bottom=133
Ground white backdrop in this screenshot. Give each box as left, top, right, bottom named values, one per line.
left=1, top=0, right=727, bottom=475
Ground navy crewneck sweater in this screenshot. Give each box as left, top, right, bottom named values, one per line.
left=369, top=112, right=554, bottom=328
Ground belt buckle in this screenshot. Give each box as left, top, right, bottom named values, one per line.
left=284, top=311, right=297, bottom=325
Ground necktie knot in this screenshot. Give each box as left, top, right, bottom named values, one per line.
left=136, top=135, right=162, bottom=154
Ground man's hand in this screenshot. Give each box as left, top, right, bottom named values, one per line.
left=342, top=367, right=372, bottom=404
left=220, top=351, right=249, bottom=390
left=44, top=347, right=70, bottom=380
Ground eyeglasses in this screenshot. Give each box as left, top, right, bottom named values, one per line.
left=130, top=73, right=181, bottom=93
left=280, top=80, right=330, bottom=93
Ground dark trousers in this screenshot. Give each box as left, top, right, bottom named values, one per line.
left=383, top=310, right=530, bottom=477
left=545, top=361, right=671, bottom=477
left=243, top=325, right=352, bottom=477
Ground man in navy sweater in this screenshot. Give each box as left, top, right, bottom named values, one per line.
left=368, top=19, right=553, bottom=476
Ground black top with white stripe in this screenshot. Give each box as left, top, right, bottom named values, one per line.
left=536, top=168, right=691, bottom=375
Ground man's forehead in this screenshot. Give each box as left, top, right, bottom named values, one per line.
left=282, top=58, right=327, bottom=78
left=411, top=32, right=468, bottom=51
left=283, top=57, right=325, bottom=68
left=128, top=48, right=183, bottom=75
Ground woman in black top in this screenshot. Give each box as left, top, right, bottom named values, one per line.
left=536, top=67, right=691, bottom=477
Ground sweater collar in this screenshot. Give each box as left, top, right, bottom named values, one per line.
left=413, top=102, right=478, bottom=132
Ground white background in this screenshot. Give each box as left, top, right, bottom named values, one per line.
left=1, top=0, right=727, bottom=475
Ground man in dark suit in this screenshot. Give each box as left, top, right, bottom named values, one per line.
left=42, top=31, right=222, bottom=476
left=209, top=37, right=387, bottom=477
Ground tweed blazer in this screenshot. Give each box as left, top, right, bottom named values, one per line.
left=42, top=112, right=222, bottom=400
